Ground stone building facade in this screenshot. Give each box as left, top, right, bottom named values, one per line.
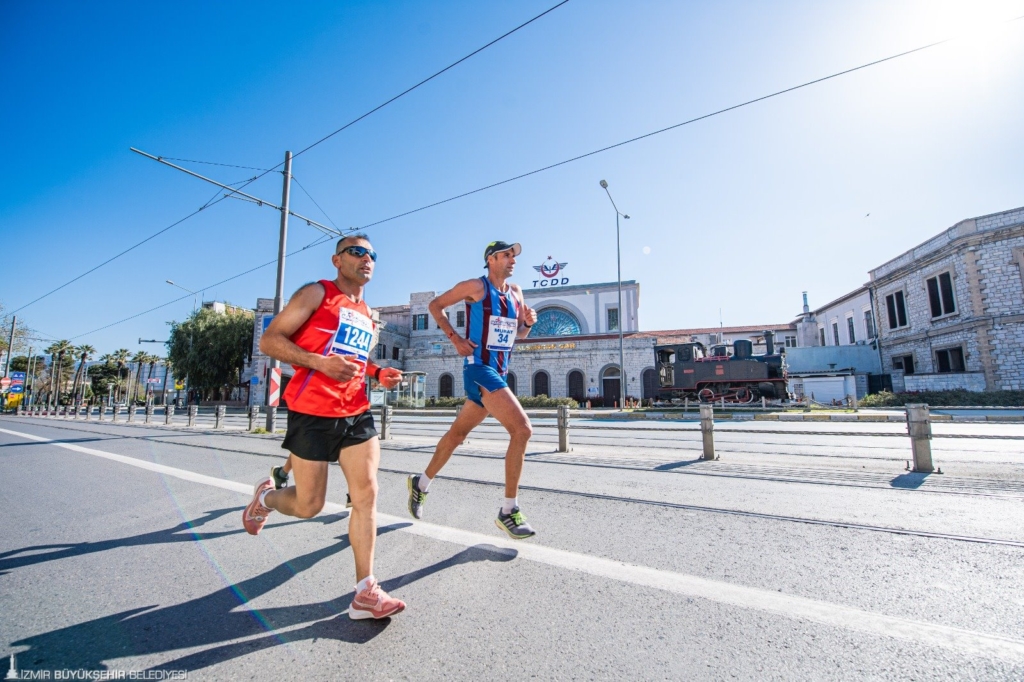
left=867, top=205, right=1024, bottom=391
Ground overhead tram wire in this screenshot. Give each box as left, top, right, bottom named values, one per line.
left=70, top=234, right=334, bottom=340
left=292, top=176, right=341, bottom=232
left=60, top=13, right=1024, bottom=340
left=7, top=177, right=262, bottom=316
left=9, top=1, right=569, bottom=317
left=351, top=14, right=1024, bottom=233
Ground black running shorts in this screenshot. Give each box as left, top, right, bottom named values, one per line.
left=282, top=409, right=377, bottom=462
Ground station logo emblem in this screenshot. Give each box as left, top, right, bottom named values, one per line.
left=532, top=256, right=569, bottom=287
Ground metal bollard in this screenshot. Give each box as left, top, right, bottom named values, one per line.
left=84, top=404, right=91, bottom=421
left=62, top=405, right=69, bottom=419
left=557, top=404, right=570, bottom=452
left=455, top=403, right=463, bottom=418
left=248, top=405, right=260, bottom=432
left=684, top=397, right=689, bottom=412
left=188, top=405, right=198, bottom=427
left=73, top=402, right=81, bottom=420
left=906, top=404, right=934, bottom=473
left=144, top=404, right=153, bottom=424
left=214, top=405, right=226, bottom=429
left=113, top=405, right=121, bottom=422
left=98, top=405, right=106, bottom=421
left=761, top=396, right=766, bottom=409
left=128, top=404, right=137, bottom=423
left=379, top=404, right=393, bottom=440
left=851, top=393, right=858, bottom=411
left=700, top=403, right=716, bottom=461
left=16, top=405, right=23, bottom=416
left=720, top=396, right=726, bottom=411
left=165, top=404, right=175, bottom=425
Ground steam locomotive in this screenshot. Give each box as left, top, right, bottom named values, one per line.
left=654, top=331, right=788, bottom=404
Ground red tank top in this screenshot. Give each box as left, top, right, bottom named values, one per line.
left=283, top=279, right=375, bottom=418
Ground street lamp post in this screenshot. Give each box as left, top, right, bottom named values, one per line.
left=599, top=179, right=630, bottom=411
left=166, top=280, right=200, bottom=406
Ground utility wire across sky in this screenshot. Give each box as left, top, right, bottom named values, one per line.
left=35, top=11, right=1024, bottom=340
left=7, top=0, right=572, bottom=317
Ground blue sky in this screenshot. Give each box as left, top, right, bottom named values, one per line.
left=2, top=0, right=1023, bottom=355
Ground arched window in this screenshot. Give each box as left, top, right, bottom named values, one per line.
left=506, top=372, right=517, bottom=395
left=376, top=344, right=387, bottom=360
left=439, top=373, right=454, bottom=398
left=642, top=368, right=658, bottom=399
left=530, top=307, right=582, bottom=337
left=392, top=346, right=400, bottom=360
left=567, top=370, right=586, bottom=403
left=533, top=371, right=550, bottom=397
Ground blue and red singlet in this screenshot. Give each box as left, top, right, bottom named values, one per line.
left=465, top=276, right=520, bottom=376
left=283, top=279, right=375, bottom=417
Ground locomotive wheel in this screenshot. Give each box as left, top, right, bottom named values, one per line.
left=697, top=388, right=715, bottom=403
left=735, top=387, right=754, bottom=404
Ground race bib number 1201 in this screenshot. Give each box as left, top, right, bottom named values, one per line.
left=331, top=308, right=374, bottom=362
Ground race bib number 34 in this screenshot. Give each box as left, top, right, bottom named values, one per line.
left=486, top=316, right=517, bottom=352
left=331, top=308, right=374, bottom=362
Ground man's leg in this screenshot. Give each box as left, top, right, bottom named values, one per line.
left=263, top=455, right=328, bottom=518
left=479, top=386, right=533, bottom=498
left=423, top=400, right=489, bottom=480
left=338, top=437, right=380, bottom=583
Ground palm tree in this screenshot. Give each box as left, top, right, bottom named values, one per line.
left=43, top=342, right=60, bottom=407
left=144, top=354, right=160, bottom=404
left=110, top=349, right=130, bottom=402
left=50, top=340, right=74, bottom=406
left=130, top=350, right=148, bottom=404
left=70, top=344, right=96, bottom=404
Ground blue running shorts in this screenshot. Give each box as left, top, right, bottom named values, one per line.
left=463, top=364, right=509, bottom=407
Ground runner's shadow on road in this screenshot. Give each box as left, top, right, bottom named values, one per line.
left=146, top=543, right=518, bottom=673
left=889, top=472, right=931, bottom=490
left=11, top=534, right=515, bottom=674
left=0, top=507, right=347, bottom=573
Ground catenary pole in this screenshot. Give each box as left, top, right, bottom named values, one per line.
left=4, top=315, right=15, bottom=378
left=267, top=151, right=292, bottom=433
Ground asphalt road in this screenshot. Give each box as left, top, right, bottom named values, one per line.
left=1, top=415, right=1023, bottom=680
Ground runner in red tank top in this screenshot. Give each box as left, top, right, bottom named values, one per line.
left=241, top=234, right=407, bottom=620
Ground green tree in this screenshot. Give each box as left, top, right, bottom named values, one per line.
left=70, top=344, right=96, bottom=404
left=129, top=350, right=148, bottom=404
left=88, top=355, right=121, bottom=402
left=44, top=340, right=74, bottom=406
left=167, top=306, right=254, bottom=399
left=109, top=349, right=131, bottom=402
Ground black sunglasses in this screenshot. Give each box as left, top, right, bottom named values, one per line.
left=338, top=245, right=377, bottom=262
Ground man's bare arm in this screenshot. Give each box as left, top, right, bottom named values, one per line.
left=428, top=278, right=485, bottom=356
left=259, top=283, right=328, bottom=369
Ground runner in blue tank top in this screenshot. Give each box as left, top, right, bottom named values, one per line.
left=406, top=241, right=539, bottom=539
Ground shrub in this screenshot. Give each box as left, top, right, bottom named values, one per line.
left=421, top=395, right=578, bottom=409
left=860, top=389, right=1024, bottom=408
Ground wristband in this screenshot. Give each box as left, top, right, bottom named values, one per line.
left=373, top=366, right=382, bottom=381
left=524, top=323, right=533, bottom=328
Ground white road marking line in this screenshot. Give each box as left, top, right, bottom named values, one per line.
left=4, top=425, right=1024, bottom=661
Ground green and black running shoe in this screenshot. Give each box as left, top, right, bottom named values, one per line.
left=270, top=465, right=289, bottom=490
left=495, top=507, right=536, bottom=540
left=407, top=475, right=428, bottom=519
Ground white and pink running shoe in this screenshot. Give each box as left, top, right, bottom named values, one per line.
left=349, top=579, right=406, bottom=620
left=242, top=478, right=275, bottom=535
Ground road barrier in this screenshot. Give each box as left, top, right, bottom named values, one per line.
left=144, top=404, right=154, bottom=424
left=98, top=405, right=106, bottom=421
left=73, top=403, right=81, bottom=420
left=700, top=404, right=716, bottom=460
left=127, top=405, right=137, bottom=423
left=165, top=404, right=175, bottom=425
left=84, top=405, right=92, bottom=421
left=557, top=404, right=570, bottom=452
left=906, top=404, right=934, bottom=473
left=188, top=405, right=198, bottom=427
left=214, top=405, right=226, bottom=429
left=248, top=405, right=260, bottom=432
left=113, top=405, right=122, bottom=422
